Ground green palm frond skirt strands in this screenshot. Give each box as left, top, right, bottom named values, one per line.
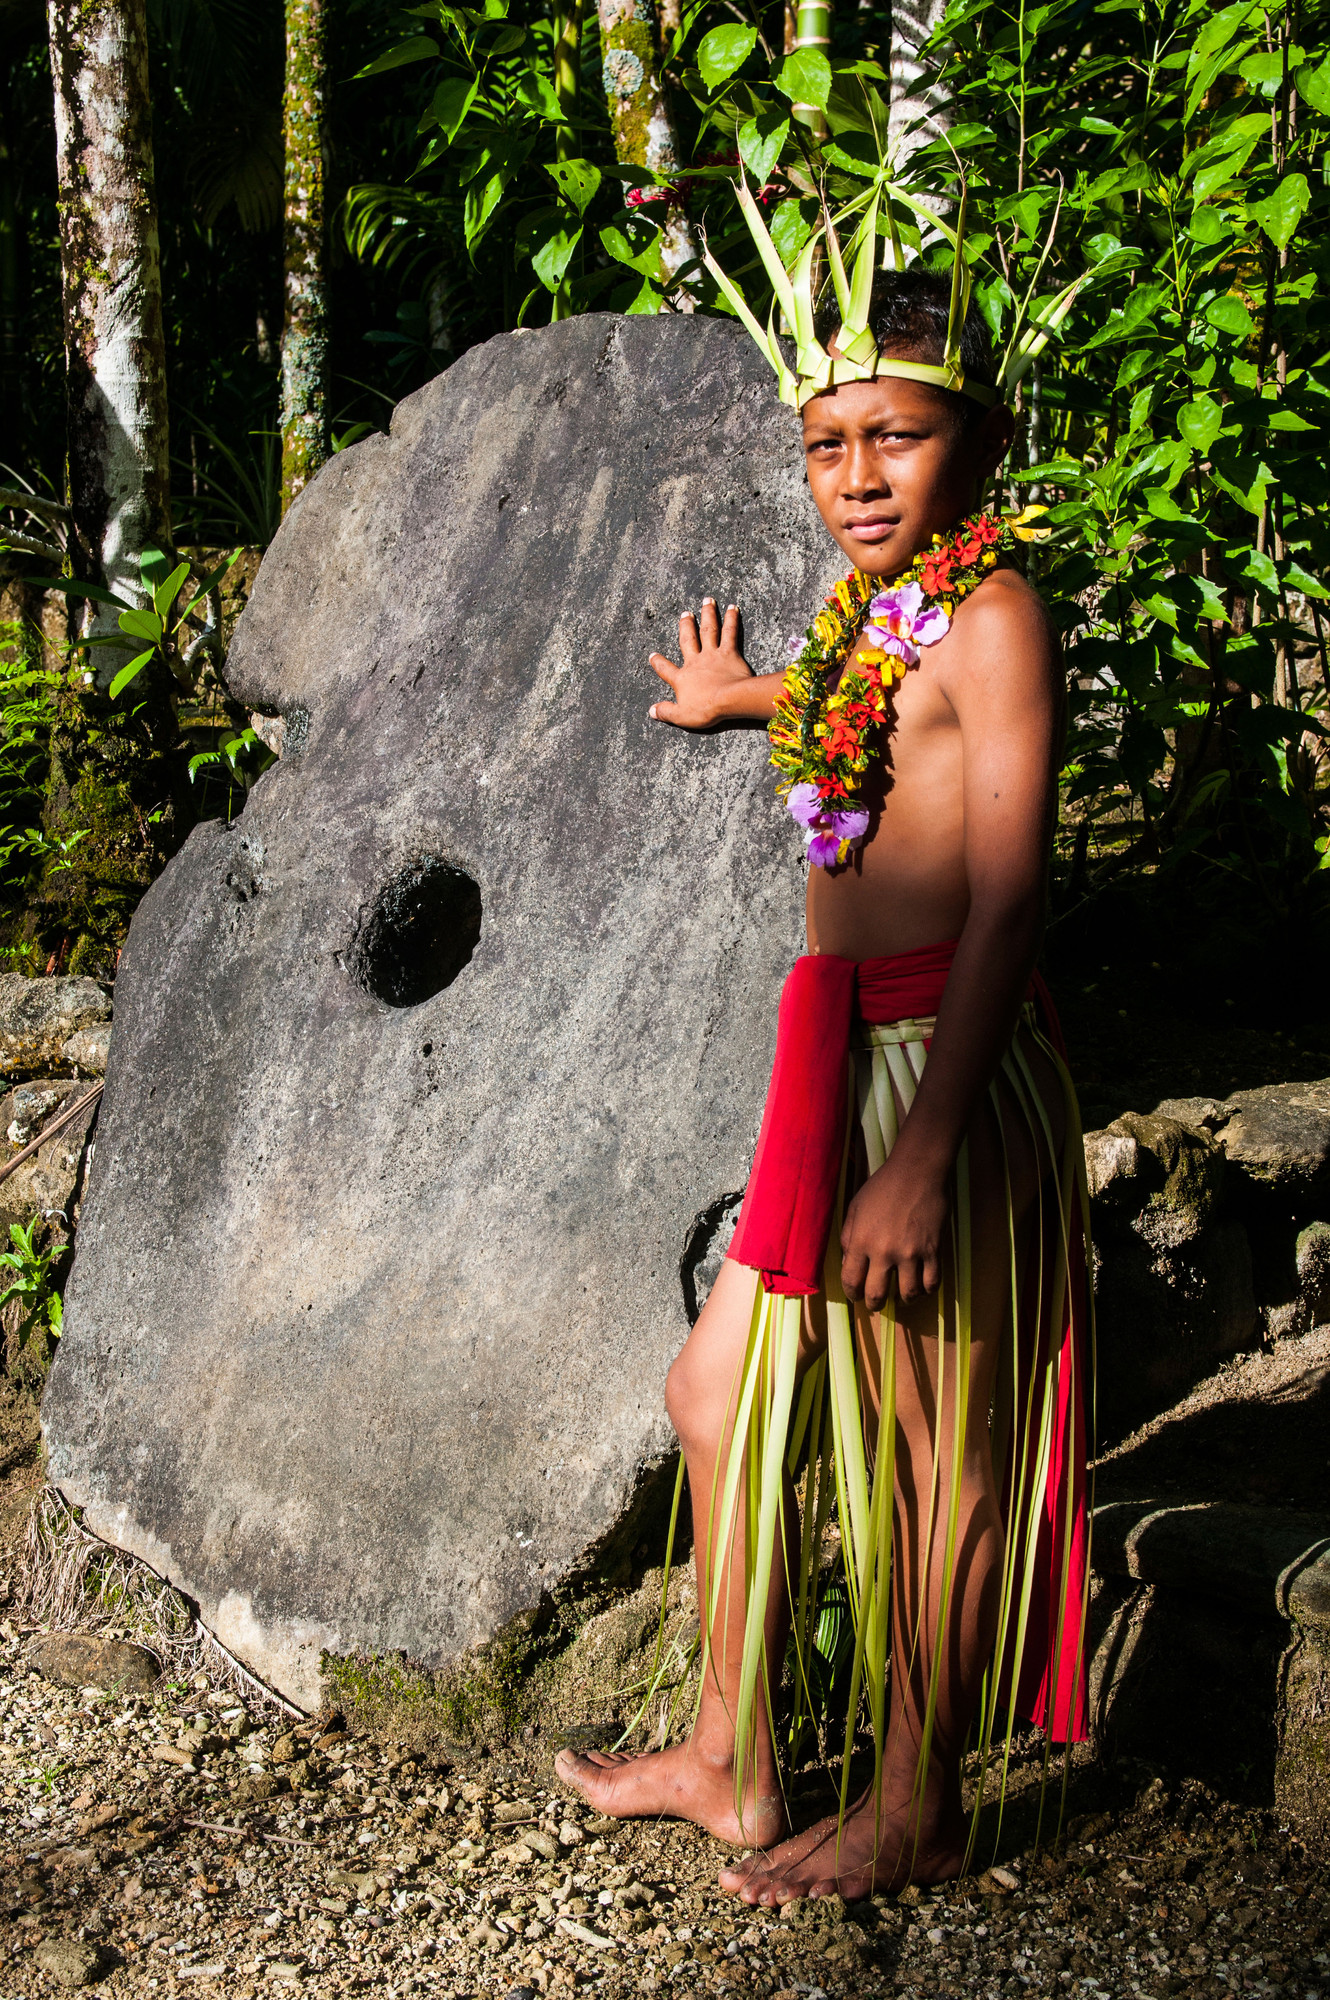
left=689, top=939, right=1093, bottom=1856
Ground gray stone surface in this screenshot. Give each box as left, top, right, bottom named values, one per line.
left=0, top=976, right=111, bottom=1081
left=43, top=313, right=833, bottom=1708
left=1085, top=1112, right=1258, bottom=1433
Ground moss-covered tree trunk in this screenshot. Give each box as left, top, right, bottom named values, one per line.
left=598, top=0, right=699, bottom=288
left=44, top=0, right=183, bottom=978
left=280, top=0, right=329, bottom=515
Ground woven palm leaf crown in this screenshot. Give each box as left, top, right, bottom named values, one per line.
left=704, top=170, right=1083, bottom=413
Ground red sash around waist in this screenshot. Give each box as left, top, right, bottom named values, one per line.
left=728, top=938, right=1055, bottom=1297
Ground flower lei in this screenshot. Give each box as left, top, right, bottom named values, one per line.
left=769, top=512, right=1015, bottom=867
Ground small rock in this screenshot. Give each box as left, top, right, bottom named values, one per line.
left=558, top=1821, right=584, bottom=1847
left=61, top=1024, right=112, bottom=1073
left=26, top=1633, right=159, bottom=1695
left=151, top=1744, right=195, bottom=1768
left=988, top=1864, right=1020, bottom=1892
left=32, top=1937, right=113, bottom=1988
left=493, top=1799, right=535, bottom=1824
left=0, top=975, right=111, bottom=1082
left=270, top=1731, right=298, bottom=1764
left=525, top=1829, right=559, bottom=1861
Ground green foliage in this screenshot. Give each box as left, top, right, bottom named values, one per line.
left=35, top=547, right=244, bottom=706
left=0, top=1217, right=69, bottom=1361
left=187, top=725, right=275, bottom=825
left=910, top=0, right=1330, bottom=906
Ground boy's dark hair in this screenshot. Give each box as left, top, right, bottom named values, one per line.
left=813, top=265, right=998, bottom=428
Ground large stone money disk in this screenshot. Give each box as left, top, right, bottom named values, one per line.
left=43, top=314, right=836, bottom=1707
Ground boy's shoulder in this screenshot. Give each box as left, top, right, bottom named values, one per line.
left=934, top=560, right=1060, bottom=700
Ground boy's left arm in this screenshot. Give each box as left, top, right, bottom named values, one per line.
left=839, top=579, right=1064, bottom=1312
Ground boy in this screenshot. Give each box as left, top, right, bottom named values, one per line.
left=556, top=263, right=1088, bottom=1902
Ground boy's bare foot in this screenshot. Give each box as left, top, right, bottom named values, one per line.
left=554, top=1741, right=787, bottom=1849
left=718, top=1785, right=965, bottom=1903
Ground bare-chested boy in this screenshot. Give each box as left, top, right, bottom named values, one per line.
left=556, top=261, right=1088, bottom=1904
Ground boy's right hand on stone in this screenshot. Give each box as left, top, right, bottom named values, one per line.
left=650, top=599, right=772, bottom=729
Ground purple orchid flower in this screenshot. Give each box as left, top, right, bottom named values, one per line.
left=865, top=578, right=952, bottom=664
left=787, top=791, right=870, bottom=867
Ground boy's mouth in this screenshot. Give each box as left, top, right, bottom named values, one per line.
left=843, top=516, right=899, bottom=544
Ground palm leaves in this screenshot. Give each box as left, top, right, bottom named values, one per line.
left=674, top=1006, right=1091, bottom=1872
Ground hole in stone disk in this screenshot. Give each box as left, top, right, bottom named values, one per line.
left=349, top=860, right=482, bottom=1008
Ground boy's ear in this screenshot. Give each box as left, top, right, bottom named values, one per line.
left=976, top=401, right=1016, bottom=478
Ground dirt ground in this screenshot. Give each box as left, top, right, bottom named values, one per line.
left=1, top=1583, right=1327, bottom=2000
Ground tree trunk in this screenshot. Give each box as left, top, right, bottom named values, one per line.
left=599, top=0, right=700, bottom=289
left=889, top=0, right=950, bottom=166
left=280, top=0, right=329, bottom=515
left=44, top=0, right=184, bottom=980
left=46, top=0, right=171, bottom=625
left=0, top=64, right=21, bottom=464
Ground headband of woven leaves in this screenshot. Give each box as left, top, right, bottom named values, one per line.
left=703, top=170, right=1087, bottom=413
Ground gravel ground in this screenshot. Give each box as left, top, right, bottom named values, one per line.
left=1, top=1620, right=1327, bottom=2000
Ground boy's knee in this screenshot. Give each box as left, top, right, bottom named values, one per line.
left=665, top=1350, right=717, bottom=1451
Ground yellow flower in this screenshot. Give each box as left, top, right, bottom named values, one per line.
left=1008, top=503, right=1052, bottom=543
left=982, top=550, right=996, bottom=567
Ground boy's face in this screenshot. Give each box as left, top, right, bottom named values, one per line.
left=800, top=374, right=1015, bottom=577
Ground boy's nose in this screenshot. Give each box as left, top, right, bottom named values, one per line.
left=842, top=440, right=886, bottom=496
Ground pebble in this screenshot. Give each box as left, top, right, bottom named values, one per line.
left=0, top=1620, right=1326, bottom=2000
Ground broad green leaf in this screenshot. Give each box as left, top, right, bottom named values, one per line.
left=25, top=575, right=132, bottom=611
left=1205, top=293, right=1254, bottom=338
left=625, top=276, right=664, bottom=315
left=1247, top=174, right=1310, bottom=252
left=599, top=222, right=664, bottom=278
left=774, top=47, right=831, bottom=107
left=531, top=222, right=582, bottom=290
left=356, top=35, right=439, bottom=78
left=514, top=67, right=562, bottom=120
left=463, top=169, right=507, bottom=250
left=426, top=75, right=480, bottom=142
left=153, top=560, right=190, bottom=621
left=139, top=546, right=171, bottom=588
left=118, top=607, right=164, bottom=643
left=1227, top=548, right=1279, bottom=597
left=770, top=198, right=813, bottom=265
left=545, top=157, right=601, bottom=215
left=1177, top=394, right=1223, bottom=454
left=108, top=648, right=155, bottom=701
left=696, top=24, right=757, bottom=90
left=1238, top=49, right=1283, bottom=86
left=1295, top=56, right=1330, bottom=114
left=1186, top=0, right=1258, bottom=78
left=489, top=23, right=525, bottom=51
left=738, top=105, right=790, bottom=185
left=180, top=548, right=243, bottom=624
left=1286, top=560, right=1330, bottom=599
left=1266, top=408, right=1317, bottom=431
left=1188, top=204, right=1230, bottom=246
